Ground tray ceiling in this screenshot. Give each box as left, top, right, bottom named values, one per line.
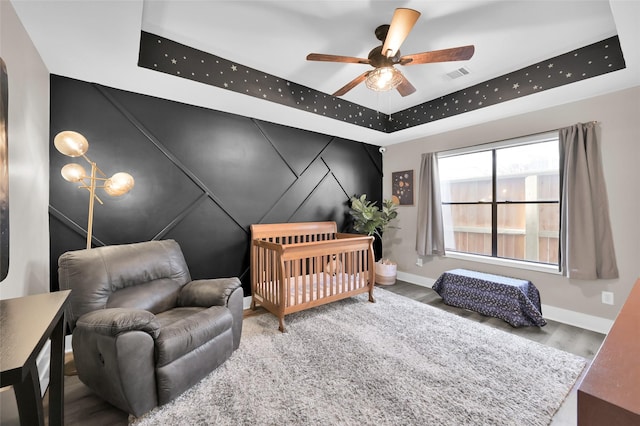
left=10, top=0, right=640, bottom=145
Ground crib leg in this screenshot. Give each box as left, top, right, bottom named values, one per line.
left=368, top=287, right=376, bottom=303
left=250, top=297, right=256, bottom=310
left=278, top=317, right=287, bottom=333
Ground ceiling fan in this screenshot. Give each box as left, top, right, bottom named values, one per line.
left=306, top=8, right=475, bottom=97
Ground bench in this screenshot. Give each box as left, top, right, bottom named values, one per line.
left=432, top=268, right=546, bottom=327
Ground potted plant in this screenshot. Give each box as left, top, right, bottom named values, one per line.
left=349, top=194, right=399, bottom=285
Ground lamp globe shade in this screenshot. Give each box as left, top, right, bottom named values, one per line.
left=60, top=163, right=86, bottom=182
left=54, top=131, right=89, bottom=157
left=104, top=172, right=135, bottom=196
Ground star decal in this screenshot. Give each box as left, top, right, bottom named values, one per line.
left=139, top=31, right=624, bottom=134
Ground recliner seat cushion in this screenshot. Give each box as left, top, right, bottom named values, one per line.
left=154, top=306, right=233, bottom=367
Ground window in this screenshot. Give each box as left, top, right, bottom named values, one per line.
left=438, top=133, right=559, bottom=266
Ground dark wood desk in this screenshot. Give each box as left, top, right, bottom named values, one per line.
left=0, top=290, right=71, bottom=426
left=578, top=278, right=640, bottom=425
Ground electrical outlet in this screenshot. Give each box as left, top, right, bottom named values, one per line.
left=416, top=257, right=423, bottom=267
left=601, top=291, right=614, bottom=305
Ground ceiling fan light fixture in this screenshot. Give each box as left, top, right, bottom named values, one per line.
left=306, top=8, right=473, bottom=97
left=365, top=67, right=403, bottom=92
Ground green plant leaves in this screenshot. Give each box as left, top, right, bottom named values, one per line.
left=349, top=194, right=398, bottom=238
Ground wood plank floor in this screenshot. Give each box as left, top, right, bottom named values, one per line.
left=383, top=281, right=606, bottom=360
left=0, top=281, right=606, bottom=425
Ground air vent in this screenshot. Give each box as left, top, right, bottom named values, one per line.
left=446, top=67, right=470, bottom=79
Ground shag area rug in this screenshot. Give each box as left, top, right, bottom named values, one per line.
left=130, top=288, right=586, bottom=426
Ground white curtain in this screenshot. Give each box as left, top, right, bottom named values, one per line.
left=416, top=152, right=445, bottom=256
left=559, top=122, right=618, bottom=279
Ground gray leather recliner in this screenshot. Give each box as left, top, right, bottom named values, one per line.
left=58, top=239, right=243, bottom=417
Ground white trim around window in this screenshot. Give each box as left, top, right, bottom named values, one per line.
left=444, top=250, right=561, bottom=274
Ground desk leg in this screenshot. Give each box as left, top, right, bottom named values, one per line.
left=48, top=315, right=65, bottom=426
left=13, top=363, right=44, bottom=426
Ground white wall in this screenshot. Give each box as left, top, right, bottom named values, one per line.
left=0, top=0, right=50, bottom=299
left=383, top=86, right=640, bottom=329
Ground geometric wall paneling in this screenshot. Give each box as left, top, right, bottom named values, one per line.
left=48, top=213, right=90, bottom=292
left=50, top=77, right=205, bottom=244
left=289, top=174, right=355, bottom=230
left=139, top=31, right=625, bottom=133
left=363, top=143, right=384, bottom=173
left=320, top=138, right=383, bottom=202
left=254, top=121, right=332, bottom=177
left=259, top=158, right=331, bottom=225
left=50, top=78, right=203, bottom=245
left=162, top=197, right=249, bottom=282
left=49, top=75, right=382, bottom=294
left=104, top=87, right=293, bottom=229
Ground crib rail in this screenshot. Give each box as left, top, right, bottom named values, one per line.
left=251, top=221, right=337, bottom=244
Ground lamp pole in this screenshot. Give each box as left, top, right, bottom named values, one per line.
left=86, top=161, right=97, bottom=249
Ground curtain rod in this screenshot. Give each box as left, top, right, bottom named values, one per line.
left=436, top=120, right=600, bottom=157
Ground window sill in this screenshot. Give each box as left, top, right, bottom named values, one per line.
left=444, top=251, right=561, bottom=275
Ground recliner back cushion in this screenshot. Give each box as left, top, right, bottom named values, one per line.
left=107, top=278, right=181, bottom=314
left=58, top=240, right=191, bottom=329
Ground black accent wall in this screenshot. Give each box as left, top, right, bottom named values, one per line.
left=49, top=75, right=382, bottom=294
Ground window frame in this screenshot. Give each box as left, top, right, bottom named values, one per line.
left=438, top=131, right=560, bottom=270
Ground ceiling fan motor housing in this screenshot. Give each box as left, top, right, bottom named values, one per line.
left=368, top=46, right=401, bottom=68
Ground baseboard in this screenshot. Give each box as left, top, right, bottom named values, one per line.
left=36, top=341, right=51, bottom=397
left=397, top=270, right=612, bottom=335
left=540, top=304, right=613, bottom=335
left=65, top=334, right=73, bottom=353
left=243, top=296, right=252, bottom=310
left=396, top=271, right=436, bottom=288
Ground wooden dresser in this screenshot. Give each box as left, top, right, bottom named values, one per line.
left=577, top=278, right=640, bottom=425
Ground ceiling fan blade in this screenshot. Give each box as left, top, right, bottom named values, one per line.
left=381, top=8, right=421, bottom=59
left=399, top=45, right=475, bottom=65
left=396, top=75, right=416, bottom=97
left=306, top=53, right=370, bottom=65
left=333, top=71, right=371, bottom=97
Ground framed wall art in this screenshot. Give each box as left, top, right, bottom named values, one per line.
left=391, top=170, right=413, bottom=206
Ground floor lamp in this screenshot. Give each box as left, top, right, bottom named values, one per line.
left=54, top=131, right=134, bottom=249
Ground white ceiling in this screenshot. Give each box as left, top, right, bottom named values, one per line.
left=10, top=0, right=640, bottom=145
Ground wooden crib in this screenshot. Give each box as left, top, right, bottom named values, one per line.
left=250, top=221, right=376, bottom=332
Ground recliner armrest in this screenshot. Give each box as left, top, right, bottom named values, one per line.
left=76, top=308, right=160, bottom=339
left=178, top=277, right=242, bottom=308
